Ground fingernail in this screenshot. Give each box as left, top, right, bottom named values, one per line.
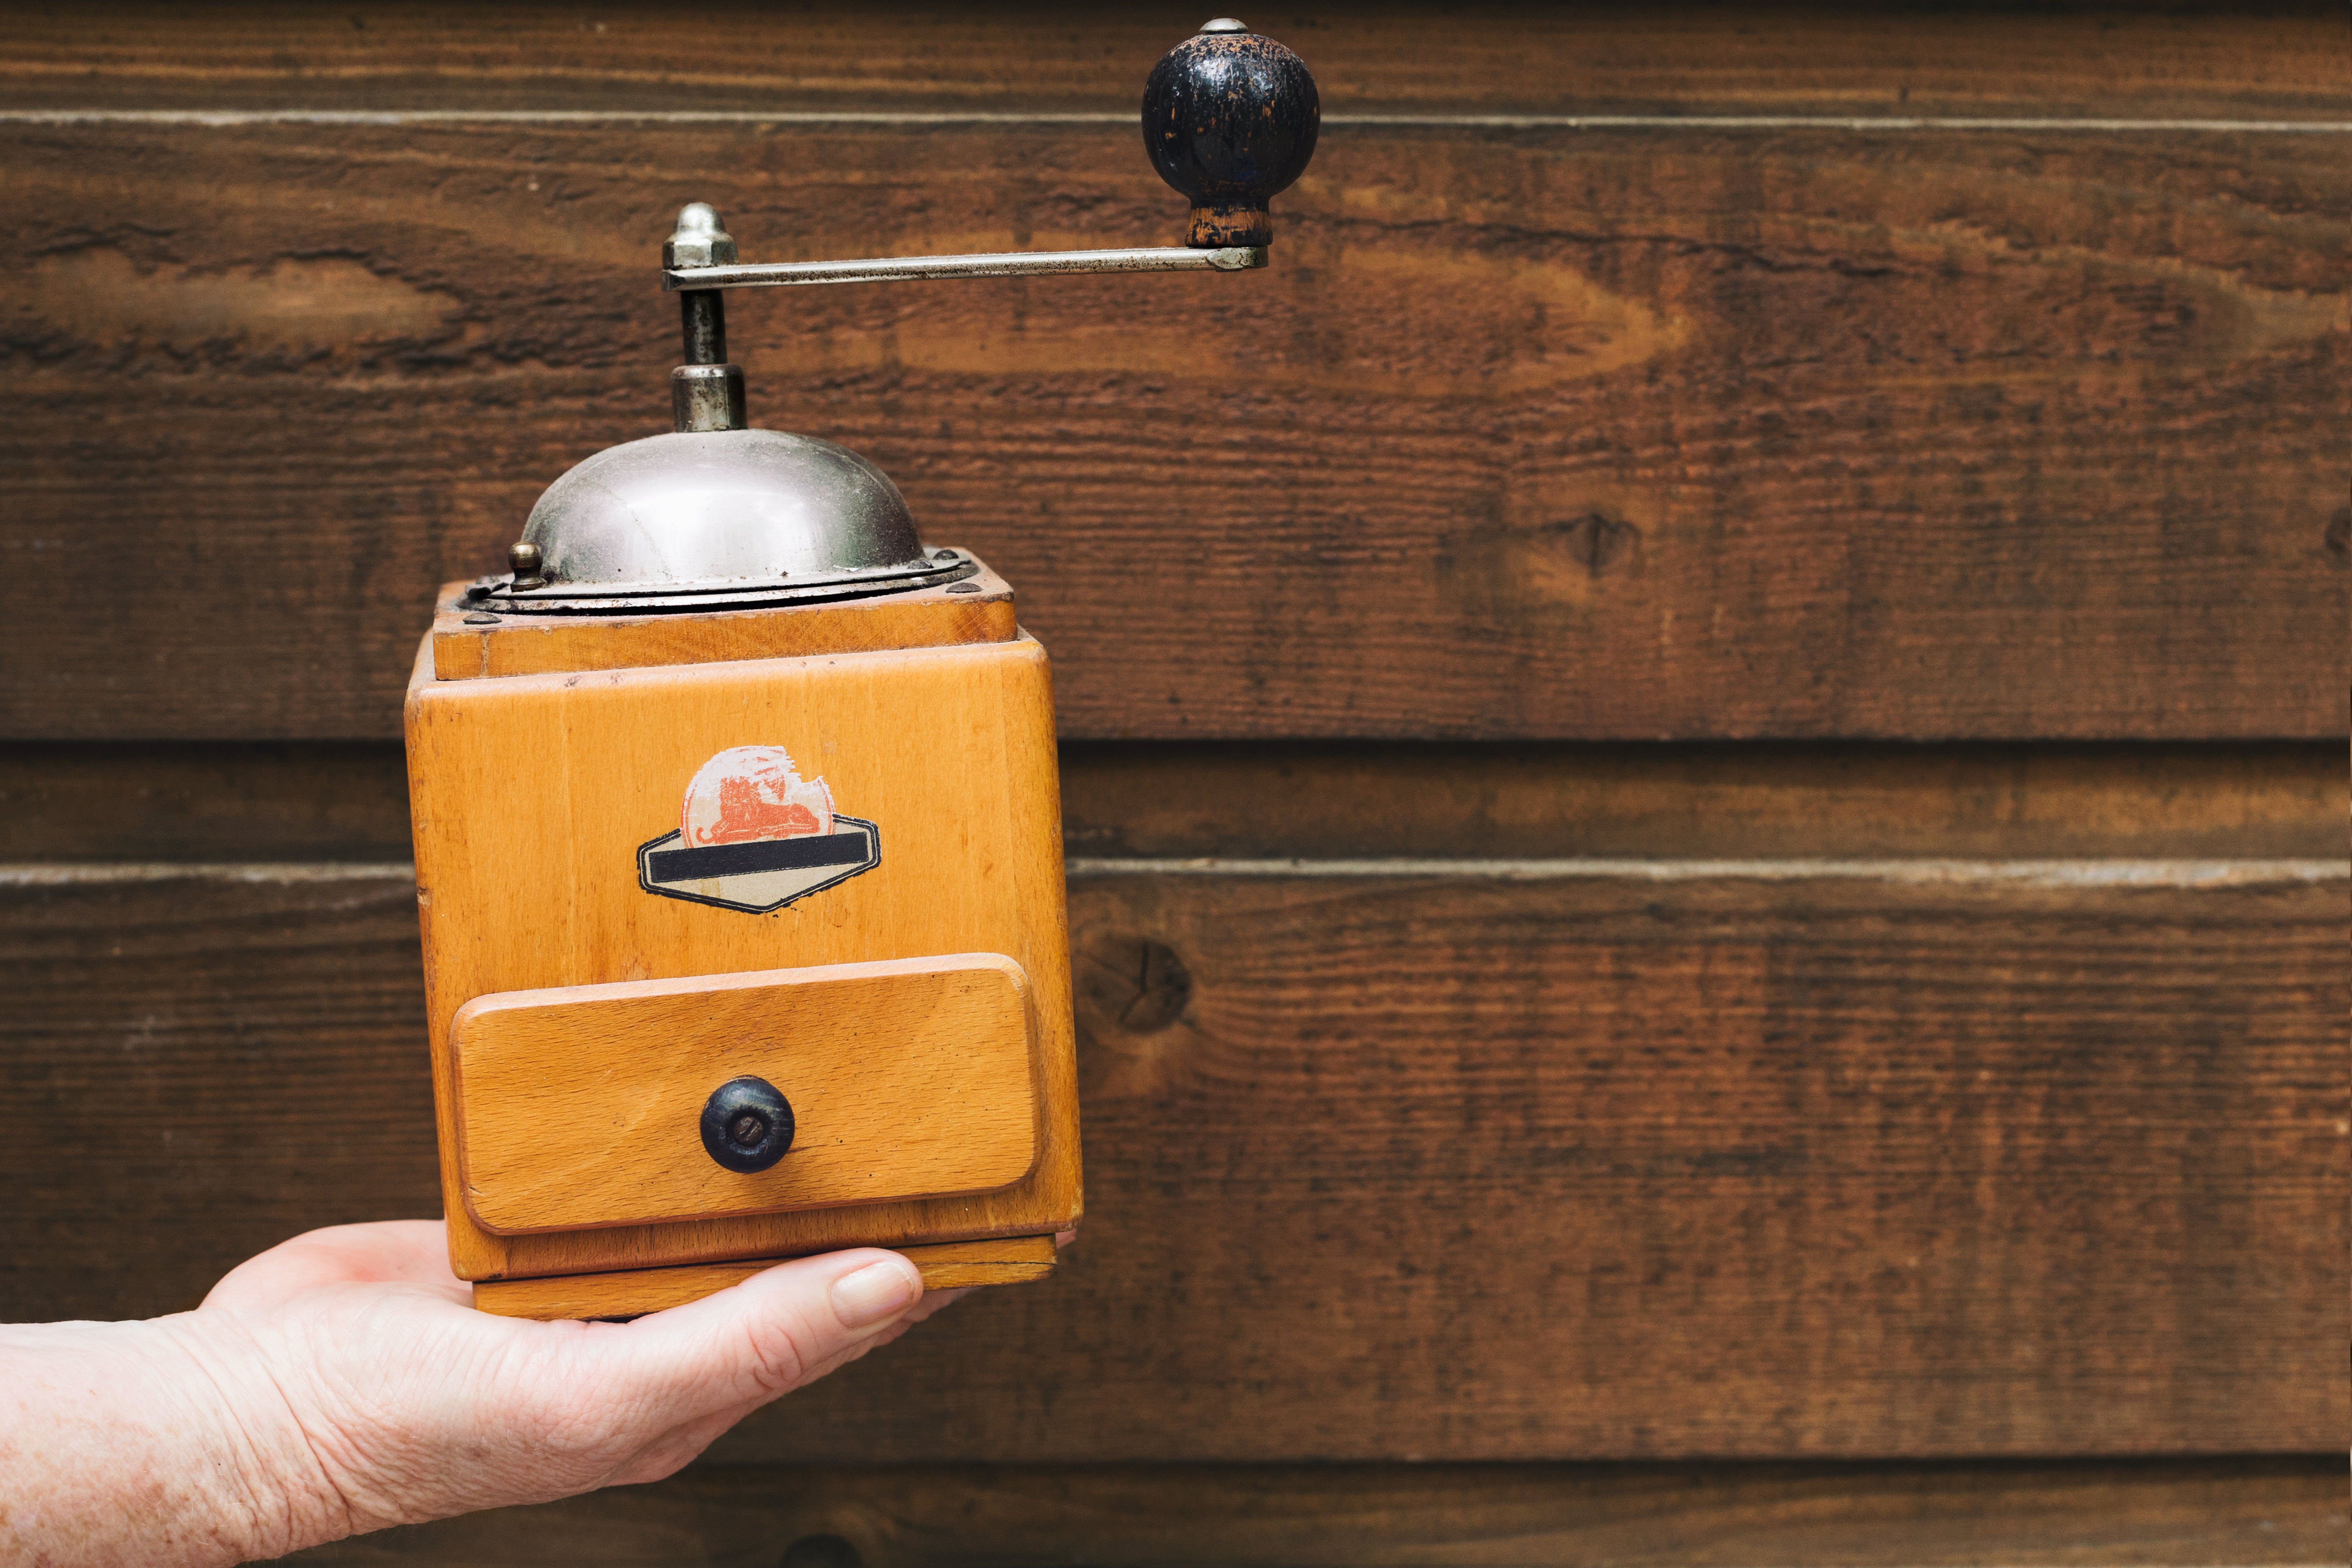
left=829, top=1258, right=921, bottom=1330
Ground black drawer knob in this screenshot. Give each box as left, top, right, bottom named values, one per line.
left=700, top=1076, right=795, bottom=1173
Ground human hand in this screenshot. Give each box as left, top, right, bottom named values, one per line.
left=0, top=1220, right=955, bottom=1566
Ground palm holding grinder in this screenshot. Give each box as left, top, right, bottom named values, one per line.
left=404, top=21, right=1318, bottom=1319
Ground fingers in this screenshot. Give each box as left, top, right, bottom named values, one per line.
left=201, top=1221, right=467, bottom=1313
left=599, top=1393, right=772, bottom=1486
left=587, top=1249, right=924, bottom=1432
left=597, top=1314, right=926, bottom=1487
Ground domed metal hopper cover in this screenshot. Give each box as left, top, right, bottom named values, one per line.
left=530, top=427, right=922, bottom=585
left=486, top=429, right=975, bottom=615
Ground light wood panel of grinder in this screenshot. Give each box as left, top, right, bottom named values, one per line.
left=406, top=618, right=1080, bottom=1286
left=450, top=955, right=1043, bottom=1234
left=472, top=1236, right=1059, bottom=1321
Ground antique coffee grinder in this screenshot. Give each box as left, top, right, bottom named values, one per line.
left=405, top=21, right=1319, bottom=1318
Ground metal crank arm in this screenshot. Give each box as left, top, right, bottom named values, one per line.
left=663, top=245, right=1268, bottom=292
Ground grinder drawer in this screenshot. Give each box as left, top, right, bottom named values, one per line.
left=449, top=953, right=1041, bottom=1235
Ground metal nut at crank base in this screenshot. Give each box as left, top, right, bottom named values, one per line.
left=663, top=202, right=738, bottom=271
left=673, top=363, right=747, bottom=433
left=700, top=1076, right=795, bottom=1173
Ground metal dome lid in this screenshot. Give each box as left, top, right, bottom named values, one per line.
left=530, top=428, right=921, bottom=581
left=471, top=428, right=976, bottom=616
left=466, top=428, right=975, bottom=616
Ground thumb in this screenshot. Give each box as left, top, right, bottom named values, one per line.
left=598, top=1249, right=926, bottom=1424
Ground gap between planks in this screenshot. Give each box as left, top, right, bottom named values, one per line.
left=4, top=110, right=2351, bottom=132
left=2, top=858, right=2341, bottom=888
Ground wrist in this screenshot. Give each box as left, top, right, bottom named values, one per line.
left=146, top=1309, right=364, bottom=1560
left=0, top=1315, right=313, bottom=1567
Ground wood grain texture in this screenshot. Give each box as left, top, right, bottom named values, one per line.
left=289, top=1458, right=2348, bottom=1568
left=1, top=862, right=2339, bottom=1457
left=429, top=562, right=1016, bottom=682
left=407, top=635, right=1081, bottom=1282
left=1059, top=741, right=2352, bottom=862
left=0, top=743, right=419, bottom=861
left=452, top=956, right=1041, bottom=1236
left=2, top=4, right=2342, bottom=118
left=0, top=869, right=441, bottom=1319
left=3, top=35, right=2343, bottom=742
left=3, top=741, right=2343, bottom=863
left=470, top=1235, right=1059, bottom=1321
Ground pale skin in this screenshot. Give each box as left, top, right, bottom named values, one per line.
left=0, top=1221, right=969, bottom=1565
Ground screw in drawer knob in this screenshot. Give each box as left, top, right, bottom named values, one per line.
left=700, top=1076, right=795, bottom=1173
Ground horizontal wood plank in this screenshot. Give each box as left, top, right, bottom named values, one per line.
left=0, top=744, right=420, bottom=861
left=291, top=1458, right=2348, bottom=1567
left=3, top=51, right=2345, bottom=742
left=1057, top=741, right=2352, bottom=862
left=0, top=871, right=442, bottom=1316
left=3, top=4, right=2343, bottom=119
left=6, top=741, right=2344, bottom=863
left=2, top=862, right=2340, bottom=1457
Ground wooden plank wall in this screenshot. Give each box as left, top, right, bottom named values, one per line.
left=0, top=5, right=2344, bottom=1564
left=4, top=7, right=2345, bottom=741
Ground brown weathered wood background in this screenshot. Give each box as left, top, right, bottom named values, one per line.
left=0, top=3, right=2343, bottom=1563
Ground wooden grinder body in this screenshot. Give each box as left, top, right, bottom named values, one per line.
left=388, top=19, right=1330, bottom=1321
left=405, top=564, right=1080, bottom=1318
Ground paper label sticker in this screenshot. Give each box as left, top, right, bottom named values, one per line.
left=637, top=746, right=879, bottom=914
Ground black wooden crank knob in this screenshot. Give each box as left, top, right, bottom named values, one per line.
left=1142, top=18, right=1320, bottom=249
left=700, top=1076, right=795, bottom=1174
